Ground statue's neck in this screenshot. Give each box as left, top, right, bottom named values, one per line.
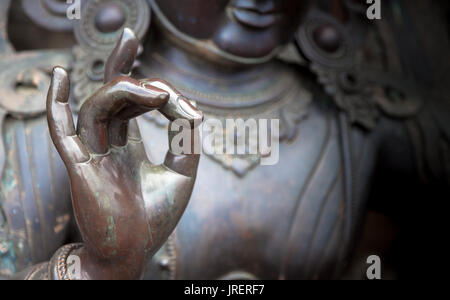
left=138, top=35, right=273, bottom=88
left=136, top=32, right=299, bottom=113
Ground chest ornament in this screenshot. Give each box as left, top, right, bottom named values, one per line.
left=143, top=70, right=312, bottom=177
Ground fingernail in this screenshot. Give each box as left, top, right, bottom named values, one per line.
left=178, top=97, right=203, bottom=122
left=52, top=66, right=67, bottom=80
left=52, top=67, right=69, bottom=103
left=159, top=92, right=170, bottom=100
left=122, top=27, right=137, bottom=41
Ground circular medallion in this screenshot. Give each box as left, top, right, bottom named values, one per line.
left=296, top=10, right=355, bottom=69
left=0, top=51, right=72, bottom=117
left=74, top=0, right=150, bottom=50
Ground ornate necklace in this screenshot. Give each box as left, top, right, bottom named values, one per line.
left=138, top=56, right=312, bottom=176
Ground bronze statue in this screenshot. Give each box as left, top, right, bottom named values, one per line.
left=0, top=0, right=449, bottom=279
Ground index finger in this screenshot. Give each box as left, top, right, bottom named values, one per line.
left=77, top=77, right=169, bottom=154
left=104, top=27, right=139, bottom=84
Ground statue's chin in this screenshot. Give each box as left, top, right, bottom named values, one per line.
left=211, top=22, right=281, bottom=59
left=150, top=0, right=284, bottom=66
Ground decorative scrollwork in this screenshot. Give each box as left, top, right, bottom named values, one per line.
left=296, top=9, right=423, bottom=130
left=0, top=51, right=72, bottom=117
left=144, top=72, right=312, bottom=177
left=71, top=46, right=109, bottom=111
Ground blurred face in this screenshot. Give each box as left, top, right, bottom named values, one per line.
left=153, top=0, right=310, bottom=58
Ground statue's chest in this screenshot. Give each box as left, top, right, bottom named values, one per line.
left=142, top=103, right=376, bottom=279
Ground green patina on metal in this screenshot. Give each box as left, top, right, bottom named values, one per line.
left=96, top=196, right=117, bottom=247
left=105, top=215, right=117, bottom=246
left=1, top=130, right=16, bottom=193
left=0, top=241, right=16, bottom=277
left=0, top=130, right=16, bottom=276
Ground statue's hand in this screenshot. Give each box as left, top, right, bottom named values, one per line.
left=46, top=29, right=202, bottom=279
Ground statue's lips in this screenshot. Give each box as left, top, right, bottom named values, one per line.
left=231, top=8, right=280, bottom=29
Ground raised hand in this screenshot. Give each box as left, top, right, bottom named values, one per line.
left=46, top=28, right=203, bottom=280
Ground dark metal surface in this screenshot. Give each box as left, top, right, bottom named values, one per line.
left=0, top=0, right=448, bottom=279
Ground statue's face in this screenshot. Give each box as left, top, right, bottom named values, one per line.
left=154, top=0, right=310, bottom=58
